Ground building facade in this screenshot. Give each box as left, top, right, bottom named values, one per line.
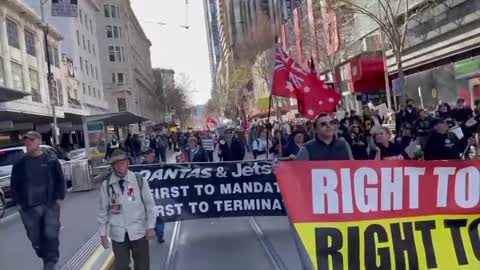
left=24, top=0, right=109, bottom=114
left=96, top=0, right=157, bottom=121
left=152, top=68, right=175, bottom=123
left=386, top=0, right=480, bottom=108
left=0, top=0, right=65, bottom=144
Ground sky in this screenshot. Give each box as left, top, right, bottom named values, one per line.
left=130, top=0, right=212, bottom=105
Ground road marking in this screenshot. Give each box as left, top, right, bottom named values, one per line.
left=100, top=253, right=114, bottom=270
left=79, top=245, right=104, bottom=270
left=0, top=211, right=19, bottom=224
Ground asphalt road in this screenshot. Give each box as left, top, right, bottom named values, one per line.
left=153, top=216, right=306, bottom=270
left=0, top=189, right=99, bottom=269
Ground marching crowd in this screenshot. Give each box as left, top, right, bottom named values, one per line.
left=104, top=97, right=480, bottom=166
left=11, top=96, right=480, bottom=270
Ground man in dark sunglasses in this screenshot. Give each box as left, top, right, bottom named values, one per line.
left=296, top=113, right=353, bottom=161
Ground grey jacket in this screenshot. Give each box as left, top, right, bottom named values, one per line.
left=97, top=171, right=157, bottom=242
left=296, top=137, right=353, bottom=161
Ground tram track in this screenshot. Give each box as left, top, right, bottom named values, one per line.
left=163, top=217, right=288, bottom=270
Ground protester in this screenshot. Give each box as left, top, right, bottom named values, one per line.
left=370, top=126, right=413, bottom=160
left=98, top=149, right=157, bottom=270
left=141, top=149, right=165, bottom=243
left=252, top=127, right=273, bottom=159
left=218, top=129, right=245, bottom=161
left=451, top=98, right=473, bottom=124
left=396, top=99, right=418, bottom=132
left=348, top=123, right=369, bottom=160
left=131, top=134, right=143, bottom=164
left=395, top=123, right=415, bottom=151
left=436, top=103, right=451, bottom=119
left=296, top=113, right=353, bottom=160
left=271, top=130, right=287, bottom=158
left=335, top=119, right=349, bottom=139
left=10, top=131, right=65, bottom=270
left=154, top=133, right=167, bottom=163
left=286, top=131, right=305, bottom=158
left=423, top=118, right=471, bottom=160
left=414, top=109, right=433, bottom=148
left=187, top=137, right=208, bottom=162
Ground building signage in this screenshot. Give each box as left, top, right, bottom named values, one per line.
left=454, top=57, right=480, bottom=80
left=51, top=0, right=78, bottom=17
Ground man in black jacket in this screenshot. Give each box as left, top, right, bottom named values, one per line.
left=218, top=129, right=245, bottom=161
left=424, top=118, right=473, bottom=160
left=11, top=131, right=65, bottom=270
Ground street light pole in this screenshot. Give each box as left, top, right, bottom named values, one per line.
left=40, top=0, right=59, bottom=145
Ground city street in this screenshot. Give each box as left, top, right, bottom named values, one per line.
left=0, top=189, right=99, bottom=269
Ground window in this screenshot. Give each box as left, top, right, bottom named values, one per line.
left=93, top=87, right=96, bottom=97
left=112, top=73, right=116, bottom=83
left=6, top=19, right=19, bottom=48
left=84, top=14, right=88, bottom=28
left=51, top=79, right=64, bottom=106
left=119, top=27, right=122, bottom=38
left=121, top=47, right=125, bottom=62
left=29, top=69, right=41, bottom=102
left=82, top=83, right=86, bottom=94
left=79, top=56, right=83, bottom=71
left=85, top=60, right=89, bottom=75
left=113, top=26, right=119, bottom=38
left=115, top=46, right=121, bottom=62
left=90, top=64, right=93, bottom=78
left=104, top=5, right=110, bottom=17
left=79, top=9, right=83, bottom=23
left=76, top=30, right=80, bottom=45
left=82, top=35, right=86, bottom=50
left=93, top=44, right=96, bottom=56
left=108, top=46, right=115, bottom=62
left=0, top=57, right=5, bottom=87
left=116, top=6, right=121, bottom=19
left=11, top=61, right=23, bottom=91
left=24, top=30, right=36, bottom=56
left=98, top=89, right=101, bottom=99
left=111, top=5, right=117, bottom=18
left=117, top=98, right=127, bottom=112
left=117, top=73, right=124, bottom=85
left=106, top=26, right=112, bottom=38
left=53, top=47, right=59, bottom=67
left=88, top=85, right=91, bottom=96
left=88, top=40, right=91, bottom=53
left=95, top=67, right=98, bottom=80
left=90, top=20, right=93, bottom=33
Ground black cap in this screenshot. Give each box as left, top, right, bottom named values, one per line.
left=431, top=118, right=446, bottom=127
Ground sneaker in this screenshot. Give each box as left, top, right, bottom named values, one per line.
left=157, top=238, right=165, bottom=244
left=44, top=262, right=56, bottom=270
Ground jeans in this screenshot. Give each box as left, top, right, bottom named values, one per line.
left=112, top=233, right=150, bottom=270
left=19, top=203, right=61, bottom=263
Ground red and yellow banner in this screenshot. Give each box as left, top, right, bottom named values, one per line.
left=275, top=160, right=480, bottom=270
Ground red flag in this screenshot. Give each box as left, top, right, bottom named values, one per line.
left=206, top=116, right=219, bottom=130
left=272, top=48, right=297, bottom=98
left=294, top=61, right=341, bottom=120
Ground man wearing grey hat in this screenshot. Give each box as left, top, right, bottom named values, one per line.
left=11, top=131, right=65, bottom=270
left=98, top=149, right=157, bottom=270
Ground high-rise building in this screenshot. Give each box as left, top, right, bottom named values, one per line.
left=96, top=0, right=157, bottom=121
left=24, top=0, right=108, bottom=114
left=203, top=0, right=222, bottom=96
left=152, top=68, right=175, bottom=122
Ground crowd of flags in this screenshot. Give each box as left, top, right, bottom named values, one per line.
left=272, top=47, right=341, bottom=120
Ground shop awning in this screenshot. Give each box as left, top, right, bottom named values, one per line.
left=82, top=111, right=149, bottom=126
left=349, top=55, right=386, bottom=93
left=0, top=87, right=30, bottom=102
